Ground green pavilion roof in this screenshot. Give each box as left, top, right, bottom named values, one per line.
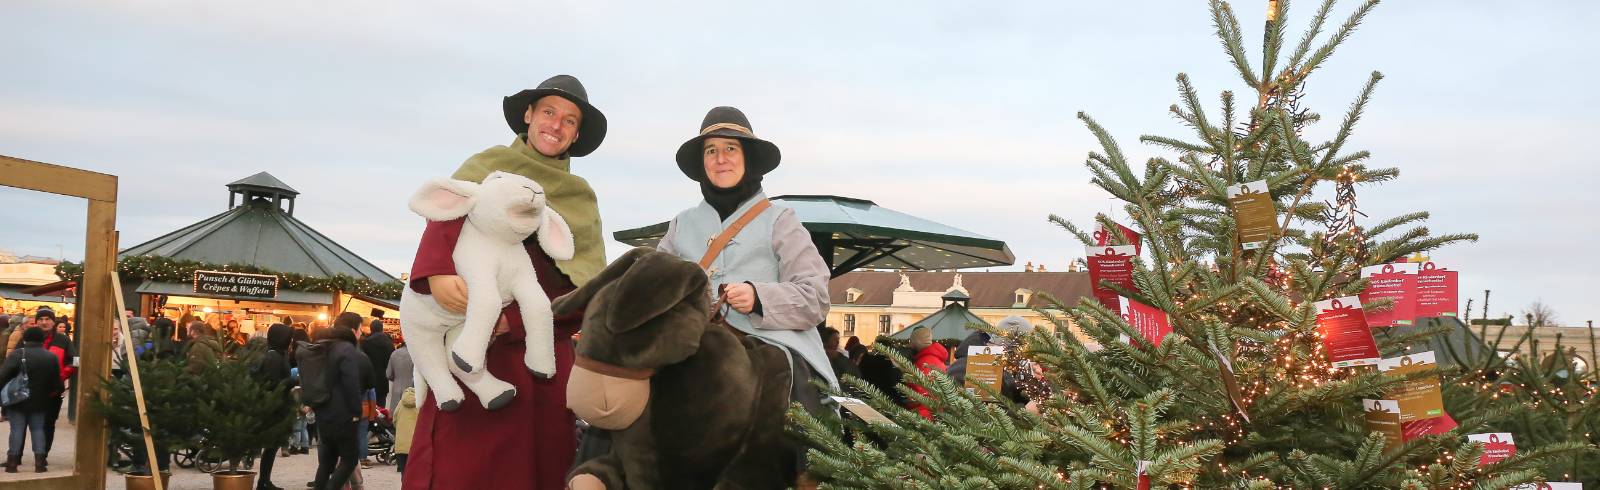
left=886, top=301, right=991, bottom=341
left=614, top=195, right=1014, bottom=275
left=120, top=172, right=396, bottom=284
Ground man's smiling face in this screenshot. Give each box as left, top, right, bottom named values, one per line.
left=524, top=95, right=582, bottom=157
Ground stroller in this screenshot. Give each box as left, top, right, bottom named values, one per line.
left=368, top=407, right=397, bottom=465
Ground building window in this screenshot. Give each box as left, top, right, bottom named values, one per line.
left=844, top=314, right=856, bottom=335
left=846, top=288, right=861, bottom=303
left=1014, top=288, right=1033, bottom=307
left=879, top=315, right=891, bottom=335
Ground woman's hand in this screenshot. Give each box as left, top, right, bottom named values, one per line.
left=724, top=283, right=758, bottom=314
left=427, top=275, right=469, bottom=314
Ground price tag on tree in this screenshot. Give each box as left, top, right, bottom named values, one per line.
left=1467, top=433, right=1516, bottom=466
left=1414, top=262, right=1460, bottom=318
left=1086, top=245, right=1138, bottom=309
left=963, top=346, right=1004, bottom=401
left=1401, top=413, right=1457, bottom=440
left=1512, top=483, right=1581, bottom=490
left=1227, top=180, right=1280, bottom=250
left=1361, top=263, right=1419, bottom=327
left=1362, top=399, right=1404, bottom=449
left=830, top=396, right=897, bottom=427
left=1094, top=218, right=1142, bottom=255
left=1316, top=297, right=1380, bottom=367
left=1379, top=351, right=1444, bottom=422
left=1119, top=296, right=1172, bottom=348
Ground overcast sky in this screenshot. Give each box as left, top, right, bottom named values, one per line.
left=2, top=1, right=1594, bottom=325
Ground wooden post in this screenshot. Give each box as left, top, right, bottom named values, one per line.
left=0, top=155, right=117, bottom=490
left=109, top=273, right=163, bottom=490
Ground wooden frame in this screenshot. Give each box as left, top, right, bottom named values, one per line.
left=0, top=155, right=118, bottom=490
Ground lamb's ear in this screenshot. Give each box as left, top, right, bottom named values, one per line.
left=536, top=207, right=576, bottom=261
left=408, top=178, right=477, bottom=221
left=551, top=247, right=651, bottom=316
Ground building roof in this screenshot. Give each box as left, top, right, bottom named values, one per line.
left=830, top=270, right=1094, bottom=309
left=227, top=171, right=299, bottom=197
left=886, top=301, right=989, bottom=341
left=120, top=173, right=395, bottom=284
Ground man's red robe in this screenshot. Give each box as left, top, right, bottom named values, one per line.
left=401, top=218, right=580, bottom=490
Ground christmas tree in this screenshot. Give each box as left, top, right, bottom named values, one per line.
left=791, top=1, right=1596, bottom=487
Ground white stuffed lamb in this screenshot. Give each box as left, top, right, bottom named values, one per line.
left=399, top=171, right=574, bottom=411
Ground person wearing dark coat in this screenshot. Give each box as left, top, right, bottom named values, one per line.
left=35, top=310, right=74, bottom=455
left=821, top=327, right=861, bottom=382
left=0, top=327, right=65, bottom=473
left=308, top=326, right=363, bottom=490
left=253, top=324, right=295, bottom=490
left=359, top=319, right=394, bottom=411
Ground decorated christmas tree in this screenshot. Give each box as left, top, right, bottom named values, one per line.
left=791, top=1, right=1597, bottom=487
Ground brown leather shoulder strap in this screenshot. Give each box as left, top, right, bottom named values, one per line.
left=697, top=199, right=772, bottom=270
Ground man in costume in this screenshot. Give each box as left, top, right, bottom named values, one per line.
left=403, top=74, right=607, bottom=489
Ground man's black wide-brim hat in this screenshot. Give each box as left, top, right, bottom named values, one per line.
left=503, top=74, right=607, bottom=157
left=675, top=106, right=781, bottom=182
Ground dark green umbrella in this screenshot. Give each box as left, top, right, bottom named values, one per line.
left=613, top=195, right=1015, bottom=277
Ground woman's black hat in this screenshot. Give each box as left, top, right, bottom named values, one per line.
left=675, top=106, right=781, bottom=181
left=503, top=74, right=608, bottom=157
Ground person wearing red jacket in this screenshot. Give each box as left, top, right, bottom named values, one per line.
left=32, top=310, right=74, bottom=454
left=905, top=326, right=950, bottom=420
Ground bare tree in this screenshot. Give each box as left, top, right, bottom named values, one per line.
left=1522, top=300, right=1560, bottom=327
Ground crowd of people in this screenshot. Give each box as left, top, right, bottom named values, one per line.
left=0, top=307, right=74, bottom=473
left=0, top=305, right=421, bottom=490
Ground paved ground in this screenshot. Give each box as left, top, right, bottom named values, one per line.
left=1, top=405, right=401, bottom=489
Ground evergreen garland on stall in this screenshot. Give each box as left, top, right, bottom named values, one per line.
left=56, top=255, right=403, bottom=300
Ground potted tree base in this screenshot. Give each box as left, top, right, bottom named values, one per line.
left=90, top=356, right=200, bottom=490
left=195, top=357, right=296, bottom=490
left=123, top=471, right=172, bottom=490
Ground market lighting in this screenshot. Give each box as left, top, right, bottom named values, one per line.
left=202, top=307, right=213, bottom=313
left=317, top=313, right=328, bottom=321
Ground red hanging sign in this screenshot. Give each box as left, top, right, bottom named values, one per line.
left=1119, top=296, right=1172, bottom=348
left=1467, top=433, right=1516, bottom=466
left=1400, top=412, right=1457, bottom=440
left=1086, top=245, right=1138, bottom=309
left=1094, top=220, right=1142, bottom=255
left=1360, top=263, right=1418, bottom=327
left=1414, top=262, right=1460, bottom=318
left=1315, top=297, right=1380, bottom=367
left=1135, top=460, right=1151, bottom=490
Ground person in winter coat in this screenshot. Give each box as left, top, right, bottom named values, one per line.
left=0, top=327, right=65, bottom=473
left=385, top=344, right=413, bottom=413
left=253, top=324, right=295, bottom=490
left=35, top=310, right=75, bottom=454
left=404, top=74, right=608, bottom=490
left=946, top=316, right=1035, bottom=405
left=185, top=321, right=224, bottom=374
left=821, top=327, right=861, bottom=382
left=906, top=326, right=950, bottom=420
left=309, top=325, right=363, bottom=490
left=393, top=387, right=418, bottom=476
left=358, top=318, right=394, bottom=411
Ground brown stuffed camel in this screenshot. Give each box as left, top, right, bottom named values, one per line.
left=554, top=247, right=798, bottom=490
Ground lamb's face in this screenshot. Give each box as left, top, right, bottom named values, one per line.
left=471, top=171, right=548, bottom=239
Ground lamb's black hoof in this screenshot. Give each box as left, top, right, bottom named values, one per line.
left=532, top=370, right=555, bottom=380
left=440, top=399, right=462, bottom=412
left=452, top=353, right=475, bottom=373
left=486, top=389, right=517, bottom=410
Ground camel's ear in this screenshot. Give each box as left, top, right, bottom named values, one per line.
left=551, top=247, right=651, bottom=316
left=408, top=178, right=478, bottom=221
left=604, top=251, right=709, bottom=333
